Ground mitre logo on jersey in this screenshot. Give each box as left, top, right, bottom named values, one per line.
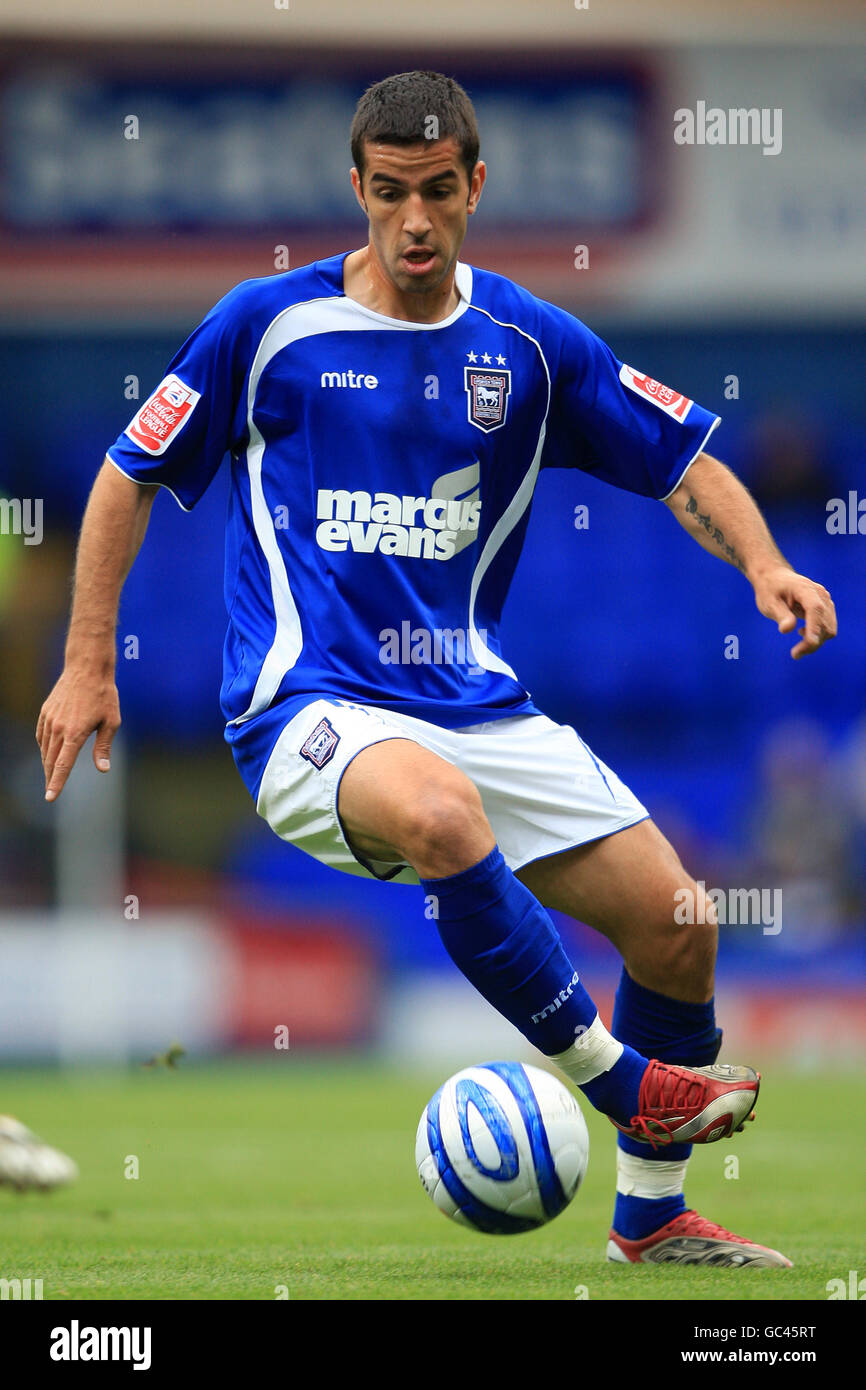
left=125, top=374, right=201, bottom=455
left=619, top=364, right=693, bottom=422
left=315, top=463, right=481, bottom=562
left=465, top=368, right=511, bottom=433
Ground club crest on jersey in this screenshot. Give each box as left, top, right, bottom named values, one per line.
left=464, top=368, right=511, bottom=433
left=619, top=364, right=693, bottom=422
left=300, top=717, right=340, bottom=769
left=126, top=374, right=201, bottom=455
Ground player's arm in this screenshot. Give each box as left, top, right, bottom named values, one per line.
left=664, top=451, right=837, bottom=659
left=36, top=460, right=159, bottom=801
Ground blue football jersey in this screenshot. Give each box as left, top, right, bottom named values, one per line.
left=108, top=251, right=720, bottom=797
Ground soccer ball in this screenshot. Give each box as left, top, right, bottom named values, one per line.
left=415, top=1061, right=589, bottom=1234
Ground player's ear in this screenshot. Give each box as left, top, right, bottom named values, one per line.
left=350, top=167, right=368, bottom=215
left=466, top=160, right=486, bottom=216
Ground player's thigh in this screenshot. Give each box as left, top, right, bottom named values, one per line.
left=338, top=735, right=491, bottom=866
left=516, top=818, right=693, bottom=955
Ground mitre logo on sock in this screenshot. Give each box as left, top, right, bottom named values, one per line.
left=531, top=971, right=580, bottom=1024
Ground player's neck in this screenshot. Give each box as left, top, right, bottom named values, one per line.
left=343, top=247, right=460, bottom=324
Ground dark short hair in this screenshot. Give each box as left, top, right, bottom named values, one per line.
left=350, top=71, right=480, bottom=186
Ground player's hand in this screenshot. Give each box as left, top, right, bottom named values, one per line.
left=752, top=565, right=837, bottom=659
left=36, top=666, right=121, bottom=802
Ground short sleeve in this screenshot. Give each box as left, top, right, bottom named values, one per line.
left=539, top=305, right=721, bottom=500
left=107, top=286, right=251, bottom=511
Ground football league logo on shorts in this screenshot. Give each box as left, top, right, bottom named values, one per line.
left=465, top=369, right=511, bottom=433
left=300, top=717, right=340, bottom=769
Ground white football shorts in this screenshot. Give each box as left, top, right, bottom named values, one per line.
left=255, top=698, right=648, bottom=885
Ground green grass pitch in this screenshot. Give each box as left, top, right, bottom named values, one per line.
left=0, top=1060, right=861, bottom=1301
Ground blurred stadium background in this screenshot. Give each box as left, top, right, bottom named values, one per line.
left=0, top=0, right=864, bottom=1076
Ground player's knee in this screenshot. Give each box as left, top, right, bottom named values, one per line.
left=399, top=773, right=491, bottom=878
left=700, top=891, right=720, bottom=932
left=677, top=914, right=717, bottom=971
left=635, top=882, right=718, bottom=997
left=665, top=892, right=718, bottom=993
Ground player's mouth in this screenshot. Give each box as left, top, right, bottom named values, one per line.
left=400, top=247, right=438, bottom=275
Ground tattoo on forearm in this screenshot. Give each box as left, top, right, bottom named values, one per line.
left=685, top=494, right=746, bottom=572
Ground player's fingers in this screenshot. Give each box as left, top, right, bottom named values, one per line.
left=36, top=713, right=52, bottom=766
left=41, top=727, right=63, bottom=784
left=758, top=589, right=799, bottom=631
left=42, top=729, right=68, bottom=797
left=45, top=745, right=76, bottom=802
left=45, top=734, right=85, bottom=802
left=817, top=593, right=838, bottom=638
left=788, top=597, right=835, bottom=658
left=92, top=718, right=120, bottom=773
left=36, top=702, right=62, bottom=760
left=791, top=619, right=834, bottom=659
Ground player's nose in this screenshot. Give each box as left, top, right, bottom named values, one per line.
left=402, top=192, right=433, bottom=235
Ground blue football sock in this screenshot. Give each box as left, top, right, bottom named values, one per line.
left=611, top=968, right=722, bottom=1240
left=421, top=847, right=647, bottom=1125
left=579, top=1049, right=647, bottom=1125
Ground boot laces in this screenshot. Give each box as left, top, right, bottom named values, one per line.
left=627, top=1062, right=709, bottom=1149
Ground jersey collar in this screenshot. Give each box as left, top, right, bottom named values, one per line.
left=316, top=250, right=473, bottom=330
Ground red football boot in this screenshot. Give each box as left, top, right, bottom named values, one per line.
left=612, top=1060, right=759, bottom=1148
left=607, top=1209, right=792, bottom=1267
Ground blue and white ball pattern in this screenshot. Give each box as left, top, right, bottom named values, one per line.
left=415, top=1062, right=589, bottom=1234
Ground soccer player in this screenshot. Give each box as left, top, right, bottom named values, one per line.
left=37, top=72, right=836, bottom=1267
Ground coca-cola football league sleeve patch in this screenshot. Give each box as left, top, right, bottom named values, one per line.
left=125, top=375, right=201, bottom=456
left=106, top=282, right=254, bottom=511
left=618, top=364, right=693, bottom=423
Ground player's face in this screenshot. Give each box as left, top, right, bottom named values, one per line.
left=352, top=137, right=485, bottom=297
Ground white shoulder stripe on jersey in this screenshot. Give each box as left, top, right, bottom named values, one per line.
left=463, top=303, right=553, bottom=681
left=230, top=275, right=473, bottom=727
left=231, top=296, right=387, bottom=726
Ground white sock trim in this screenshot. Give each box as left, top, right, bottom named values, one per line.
left=616, top=1149, right=689, bottom=1200
left=548, top=1014, right=624, bottom=1087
